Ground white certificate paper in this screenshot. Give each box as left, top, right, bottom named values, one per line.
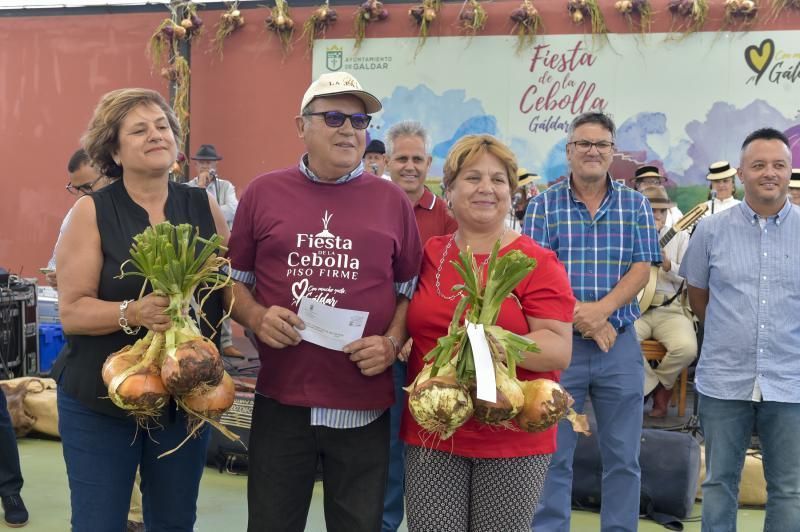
left=466, top=321, right=497, bottom=403
left=297, top=298, right=369, bottom=352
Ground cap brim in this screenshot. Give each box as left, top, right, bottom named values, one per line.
left=304, top=90, right=382, bottom=114
left=518, top=176, right=537, bottom=187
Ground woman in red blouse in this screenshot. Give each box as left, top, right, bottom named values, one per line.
left=400, top=134, right=575, bottom=531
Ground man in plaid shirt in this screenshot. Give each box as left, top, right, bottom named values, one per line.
left=525, top=112, right=661, bottom=532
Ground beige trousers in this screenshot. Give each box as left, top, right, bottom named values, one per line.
left=635, top=300, right=698, bottom=395
left=128, top=469, right=143, bottom=522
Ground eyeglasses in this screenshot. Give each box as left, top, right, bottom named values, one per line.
left=303, top=111, right=372, bottom=130
left=66, top=175, right=105, bottom=196
left=568, top=140, right=615, bottom=154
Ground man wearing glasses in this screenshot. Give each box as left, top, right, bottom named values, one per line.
left=45, top=149, right=112, bottom=288
left=226, top=72, right=421, bottom=532
left=525, top=112, right=660, bottom=532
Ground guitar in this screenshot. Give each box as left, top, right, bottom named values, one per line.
left=637, top=203, right=709, bottom=313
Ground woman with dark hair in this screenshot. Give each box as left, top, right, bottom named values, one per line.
left=53, top=88, right=229, bottom=532
left=400, top=134, right=575, bottom=531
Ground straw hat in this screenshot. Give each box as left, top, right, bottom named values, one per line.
left=640, top=185, right=676, bottom=209
left=706, top=161, right=737, bottom=181
left=517, top=167, right=540, bottom=187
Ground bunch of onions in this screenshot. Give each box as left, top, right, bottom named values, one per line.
left=408, top=243, right=539, bottom=440
left=212, top=2, right=246, bottom=58
left=510, top=0, right=543, bottom=55
left=302, top=3, right=338, bottom=54
left=765, top=0, right=800, bottom=21
left=102, top=222, right=237, bottom=451
left=409, top=0, right=441, bottom=54
left=178, top=3, right=204, bottom=40
left=566, top=0, right=607, bottom=37
left=614, top=0, right=652, bottom=31
left=148, top=19, right=182, bottom=70
left=265, top=0, right=295, bottom=56
left=458, top=0, right=487, bottom=35
left=724, top=0, right=758, bottom=22
left=354, top=0, right=389, bottom=51
left=516, top=379, right=590, bottom=434
left=666, top=0, right=708, bottom=35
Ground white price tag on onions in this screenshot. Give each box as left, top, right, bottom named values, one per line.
left=466, top=321, right=497, bottom=403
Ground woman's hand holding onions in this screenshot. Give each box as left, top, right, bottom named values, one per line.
left=132, top=293, right=171, bottom=332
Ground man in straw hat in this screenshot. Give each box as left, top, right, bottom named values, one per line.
left=187, top=143, right=242, bottom=358
left=635, top=185, right=697, bottom=418
left=632, top=164, right=682, bottom=227
left=681, top=128, right=800, bottom=531
left=789, top=168, right=800, bottom=206
left=704, top=160, right=741, bottom=215
left=225, top=72, right=421, bottom=532
left=527, top=112, right=660, bottom=532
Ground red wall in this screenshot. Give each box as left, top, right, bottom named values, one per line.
left=0, top=1, right=797, bottom=280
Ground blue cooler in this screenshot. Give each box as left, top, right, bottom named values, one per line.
left=39, top=323, right=66, bottom=373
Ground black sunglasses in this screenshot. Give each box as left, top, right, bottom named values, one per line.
left=303, top=111, right=372, bottom=130
left=66, top=175, right=105, bottom=196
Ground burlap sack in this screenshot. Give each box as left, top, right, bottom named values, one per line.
left=697, top=445, right=766, bottom=507
left=0, top=377, right=59, bottom=438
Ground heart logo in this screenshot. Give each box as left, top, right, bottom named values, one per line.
left=744, top=38, right=774, bottom=84
left=291, top=278, right=310, bottom=305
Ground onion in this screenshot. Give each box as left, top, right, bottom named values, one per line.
left=407, top=364, right=473, bottom=440
left=515, top=379, right=590, bottom=434
left=182, top=372, right=235, bottom=419
left=103, top=346, right=168, bottom=412
left=161, top=337, right=224, bottom=396
left=470, top=366, right=525, bottom=425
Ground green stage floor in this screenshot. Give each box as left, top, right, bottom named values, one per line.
left=14, top=438, right=765, bottom=531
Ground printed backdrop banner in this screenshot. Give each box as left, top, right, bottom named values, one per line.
left=312, top=32, right=800, bottom=185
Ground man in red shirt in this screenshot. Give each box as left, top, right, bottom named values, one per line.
left=381, top=120, right=457, bottom=532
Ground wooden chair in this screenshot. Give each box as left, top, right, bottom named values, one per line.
left=641, top=339, right=688, bottom=417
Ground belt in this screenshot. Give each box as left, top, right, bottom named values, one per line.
left=573, top=325, right=627, bottom=337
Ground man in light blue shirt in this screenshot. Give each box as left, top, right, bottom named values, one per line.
left=680, top=127, right=799, bottom=531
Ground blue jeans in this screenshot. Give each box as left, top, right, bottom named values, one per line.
left=382, top=360, right=407, bottom=532
left=699, top=393, right=800, bottom=532
left=0, top=388, right=23, bottom=497
left=57, top=388, right=210, bottom=532
left=533, top=327, right=644, bottom=532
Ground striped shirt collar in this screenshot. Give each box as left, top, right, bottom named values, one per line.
left=298, top=153, right=364, bottom=184
left=738, top=197, right=793, bottom=224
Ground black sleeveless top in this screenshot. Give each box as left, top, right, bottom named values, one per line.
left=51, top=179, right=224, bottom=419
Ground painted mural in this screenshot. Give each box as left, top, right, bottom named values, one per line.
left=312, top=31, right=800, bottom=201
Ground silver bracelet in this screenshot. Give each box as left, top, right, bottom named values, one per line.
left=385, top=335, right=400, bottom=356
left=119, top=299, right=141, bottom=335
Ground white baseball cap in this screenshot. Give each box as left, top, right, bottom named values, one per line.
left=300, top=72, right=382, bottom=114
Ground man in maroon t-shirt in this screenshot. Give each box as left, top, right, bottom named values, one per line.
left=226, top=73, right=422, bottom=532
left=381, top=120, right=457, bottom=532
